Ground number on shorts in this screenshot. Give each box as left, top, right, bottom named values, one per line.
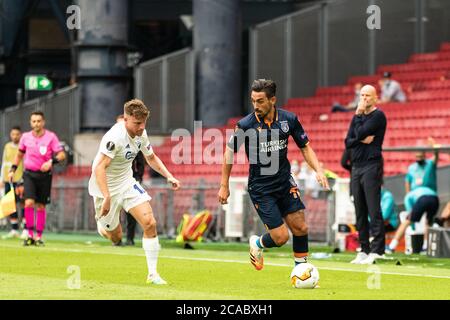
left=134, top=184, right=144, bottom=194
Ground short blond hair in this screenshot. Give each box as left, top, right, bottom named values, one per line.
left=124, top=99, right=150, bottom=120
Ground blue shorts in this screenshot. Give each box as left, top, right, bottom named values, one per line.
left=248, top=177, right=305, bottom=230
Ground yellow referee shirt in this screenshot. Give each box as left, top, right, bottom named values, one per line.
left=1, top=142, right=24, bottom=183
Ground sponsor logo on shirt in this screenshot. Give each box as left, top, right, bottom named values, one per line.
left=259, top=139, right=287, bottom=153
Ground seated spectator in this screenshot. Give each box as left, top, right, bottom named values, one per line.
left=298, top=161, right=322, bottom=198
left=434, top=201, right=450, bottom=228
left=378, top=71, right=407, bottom=103
left=331, top=82, right=362, bottom=113
left=290, top=159, right=301, bottom=187
left=290, top=159, right=300, bottom=176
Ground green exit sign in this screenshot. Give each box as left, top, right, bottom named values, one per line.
left=25, top=75, right=53, bottom=91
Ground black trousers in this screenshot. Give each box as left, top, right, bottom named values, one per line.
left=351, top=161, right=385, bottom=255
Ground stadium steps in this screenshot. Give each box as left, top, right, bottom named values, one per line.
left=282, top=42, right=450, bottom=177
left=63, top=42, right=450, bottom=182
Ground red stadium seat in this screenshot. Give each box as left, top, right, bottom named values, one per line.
left=147, top=42, right=450, bottom=180
left=440, top=43, right=450, bottom=51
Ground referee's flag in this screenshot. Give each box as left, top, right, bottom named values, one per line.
left=0, top=186, right=16, bottom=219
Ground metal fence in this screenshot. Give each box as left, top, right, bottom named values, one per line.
left=384, top=164, right=450, bottom=211
left=134, top=48, right=195, bottom=135
left=0, top=85, right=80, bottom=152
left=1, top=174, right=334, bottom=243
left=250, top=0, right=450, bottom=107
left=44, top=177, right=228, bottom=239
left=4, top=164, right=443, bottom=244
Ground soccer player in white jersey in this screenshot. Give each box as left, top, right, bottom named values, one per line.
left=88, top=99, right=180, bottom=285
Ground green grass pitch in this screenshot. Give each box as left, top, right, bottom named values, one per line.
left=1, top=232, right=449, bottom=300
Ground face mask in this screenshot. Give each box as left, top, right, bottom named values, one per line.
left=417, top=160, right=425, bottom=166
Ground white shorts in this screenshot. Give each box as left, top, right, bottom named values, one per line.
left=93, top=182, right=151, bottom=232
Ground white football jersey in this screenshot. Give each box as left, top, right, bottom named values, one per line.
left=88, top=122, right=154, bottom=197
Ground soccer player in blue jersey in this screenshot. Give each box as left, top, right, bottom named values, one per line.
left=218, top=79, right=329, bottom=271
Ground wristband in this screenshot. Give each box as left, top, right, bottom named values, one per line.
left=10, top=165, right=18, bottom=173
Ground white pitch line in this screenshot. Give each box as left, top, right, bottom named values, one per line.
left=3, top=243, right=450, bottom=280
left=157, top=255, right=450, bottom=280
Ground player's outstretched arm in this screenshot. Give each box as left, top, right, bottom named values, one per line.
left=218, top=147, right=234, bottom=205
left=428, top=137, right=440, bottom=165
left=145, top=153, right=180, bottom=190
left=300, top=143, right=330, bottom=190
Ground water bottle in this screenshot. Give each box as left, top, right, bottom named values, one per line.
left=405, top=233, right=412, bottom=255
left=338, top=235, right=346, bottom=252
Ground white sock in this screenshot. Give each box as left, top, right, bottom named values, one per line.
left=96, top=221, right=107, bottom=239
left=142, top=237, right=161, bottom=276
left=422, top=239, right=428, bottom=250
left=389, top=239, right=398, bottom=250
left=294, top=256, right=308, bottom=265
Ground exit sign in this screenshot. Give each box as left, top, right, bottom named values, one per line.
left=25, top=75, right=53, bottom=91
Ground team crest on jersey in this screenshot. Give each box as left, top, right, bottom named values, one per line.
left=39, top=145, right=47, bottom=155
left=280, top=121, right=289, bottom=133
left=125, top=151, right=135, bottom=160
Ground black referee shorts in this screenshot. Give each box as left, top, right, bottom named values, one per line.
left=23, top=170, right=53, bottom=204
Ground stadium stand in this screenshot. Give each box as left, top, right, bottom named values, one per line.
left=153, top=42, right=450, bottom=180
left=58, top=42, right=450, bottom=221
left=62, top=42, right=450, bottom=181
